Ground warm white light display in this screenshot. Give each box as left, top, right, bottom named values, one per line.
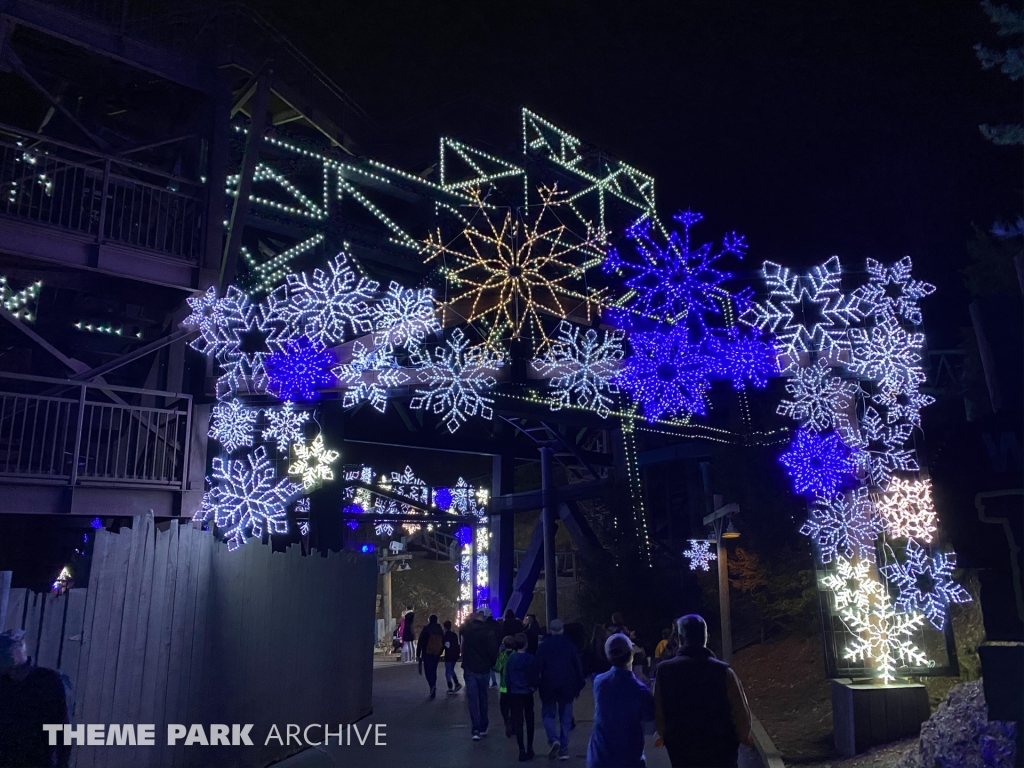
left=530, top=320, right=624, bottom=418
left=683, top=539, right=717, bottom=571
left=853, top=256, right=935, bottom=326
left=840, top=595, right=932, bottom=684
left=820, top=556, right=887, bottom=614
left=370, top=282, right=441, bottom=347
left=196, top=446, right=301, bottom=551
left=874, top=477, right=937, bottom=543
left=409, top=328, right=503, bottom=433
left=800, top=487, right=884, bottom=564
left=882, top=540, right=970, bottom=630
left=776, top=357, right=858, bottom=435
left=208, top=399, right=258, bottom=453
left=288, top=434, right=340, bottom=491
left=261, top=403, right=311, bottom=453
left=848, top=316, right=926, bottom=395
left=334, top=341, right=410, bottom=413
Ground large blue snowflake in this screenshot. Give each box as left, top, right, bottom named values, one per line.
left=708, top=329, right=778, bottom=390
left=264, top=336, right=336, bottom=401
left=615, top=325, right=715, bottom=421
left=881, top=539, right=971, bottom=630
left=780, top=428, right=857, bottom=497
left=603, top=210, right=748, bottom=331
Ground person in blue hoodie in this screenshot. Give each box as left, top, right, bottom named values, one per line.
left=505, top=633, right=536, bottom=762
left=587, top=633, right=655, bottom=768
left=529, top=618, right=585, bottom=761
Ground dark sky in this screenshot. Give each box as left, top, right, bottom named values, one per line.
left=258, top=0, right=1020, bottom=347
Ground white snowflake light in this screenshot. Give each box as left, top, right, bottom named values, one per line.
left=882, top=540, right=970, bottom=630
left=208, top=399, right=258, bottom=453
left=196, top=446, right=301, bottom=551
left=740, top=257, right=859, bottom=372
left=820, top=557, right=888, bottom=614
left=683, top=539, right=717, bottom=571
left=874, top=477, right=937, bottom=543
left=261, top=403, right=311, bottom=454
left=288, top=434, right=340, bottom=491
left=849, top=316, right=925, bottom=394
left=334, top=341, right=410, bottom=413
left=851, top=408, right=919, bottom=489
left=370, top=282, right=441, bottom=347
left=841, top=596, right=932, bottom=684
left=531, top=321, right=624, bottom=418
left=776, top=357, right=859, bottom=435
left=801, top=487, right=884, bottom=564
left=853, top=256, right=935, bottom=326
left=872, top=386, right=935, bottom=428
left=181, top=286, right=221, bottom=353
left=410, top=328, right=503, bottom=433
left=375, top=520, right=395, bottom=537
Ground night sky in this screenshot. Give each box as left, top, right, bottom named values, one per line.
left=259, top=0, right=1020, bottom=348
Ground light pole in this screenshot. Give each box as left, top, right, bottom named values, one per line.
left=704, top=497, right=740, bottom=664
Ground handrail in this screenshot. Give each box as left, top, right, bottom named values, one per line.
left=0, top=371, right=192, bottom=401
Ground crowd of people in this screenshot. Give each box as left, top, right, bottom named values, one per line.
left=404, top=606, right=753, bottom=768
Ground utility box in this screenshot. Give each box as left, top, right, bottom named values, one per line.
left=832, top=680, right=930, bottom=756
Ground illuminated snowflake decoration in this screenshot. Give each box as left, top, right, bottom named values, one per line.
left=874, top=478, right=937, bottom=543
left=882, top=540, right=970, bottom=630
left=422, top=185, right=604, bottom=351
left=853, top=256, right=935, bottom=326
left=288, top=434, right=340, bottom=491
left=683, top=539, right=717, bottom=571
left=740, top=257, right=859, bottom=372
left=271, top=253, right=377, bottom=347
left=197, top=446, right=301, bottom=551
left=779, top=428, right=857, bottom=498
left=295, top=497, right=311, bottom=537
left=531, top=321, right=624, bottom=418
left=264, top=337, right=336, bottom=401
left=374, top=520, right=395, bottom=537
left=208, top=399, right=258, bottom=453
left=872, top=387, right=935, bottom=427
left=615, top=325, right=715, bottom=422
left=410, top=328, right=503, bottom=433
left=849, top=316, right=925, bottom=394
left=708, top=329, right=778, bottom=390
left=333, top=341, right=410, bottom=413
left=800, top=487, right=884, bottom=563
left=261, top=403, right=311, bottom=454
left=851, top=408, right=919, bottom=489
left=776, top=357, right=859, bottom=434
left=370, top=282, right=441, bottom=347
left=603, top=210, right=747, bottom=328
left=181, top=286, right=221, bottom=354
left=388, top=466, right=430, bottom=514
left=840, top=597, right=932, bottom=683
left=451, top=477, right=487, bottom=517
left=820, top=557, right=888, bottom=614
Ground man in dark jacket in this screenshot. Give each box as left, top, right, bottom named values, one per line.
left=654, top=615, right=751, bottom=768
left=529, top=618, right=585, bottom=760
left=442, top=620, right=462, bottom=694
left=461, top=610, right=499, bottom=740
left=416, top=614, right=446, bottom=699
left=401, top=606, right=416, bottom=663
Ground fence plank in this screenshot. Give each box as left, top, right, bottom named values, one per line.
left=3, top=587, right=26, bottom=631
left=60, top=589, right=87, bottom=721
left=37, top=592, right=67, bottom=669
left=74, top=528, right=114, bottom=768
left=23, top=591, right=43, bottom=661
left=171, top=525, right=200, bottom=768
left=152, top=521, right=179, bottom=768
left=139, top=523, right=172, bottom=768
left=123, top=512, right=155, bottom=768
left=164, top=524, right=194, bottom=768
left=184, top=531, right=213, bottom=744
left=0, top=571, right=11, bottom=629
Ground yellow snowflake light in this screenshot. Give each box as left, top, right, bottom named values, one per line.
left=820, top=557, right=887, bottom=614
left=422, top=185, right=606, bottom=352
left=288, top=434, right=339, bottom=491
left=875, top=477, right=937, bottom=543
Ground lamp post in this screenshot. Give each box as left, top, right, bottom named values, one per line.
left=704, top=497, right=740, bottom=664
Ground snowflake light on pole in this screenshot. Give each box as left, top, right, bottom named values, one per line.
left=800, top=487, right=884, bottom=563
left=776, top=357, right=859, bottom=434
left=683, top=539, right=717, bottom=571
left=410, top=328, right=503, bottom=433
left=422, top=185, right=604, bottom=352
left=602, top=210, right=747, bottom=329
left=881, top=539, right=970, bottom=630
left=779, top=428, right=857, bottom=498
left=208, top=399, right=258, bottom=453
left=708, top=329, right=778, bottom=391
left=197, top=446, right=301, bottom=551
left=615, top=325, right=715, bottom=422
left=531, top=320, right=624, bottom=418
left=853, top=256, right=935, bottom=326
left=262, top=403, right=311, bottom=453
left=740, top=257, right=858, bottom=372
left=849, top=316, right=926, bottom=395
left=334, top=341, right=410, bottom=413
left=820, top=557, right=888, bottom=614
left=288, top=434, right=340, bottom=491
left=840, top=597, right=931, bottom=684
left=264, top=337, right=336, bottom=401
left=874, top=477, right=937, bottom=543
left=370, top=282, right=441, bottom=347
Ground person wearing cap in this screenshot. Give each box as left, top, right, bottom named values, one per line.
left=528, top=617, right=585, bottom=761
left=586, top=633, right=655, bottom=768
left=0, top=629, right=71, bottom=768
left=461, top=609, right=499, bottom=740
left=654, top=615, right=751, bottom=768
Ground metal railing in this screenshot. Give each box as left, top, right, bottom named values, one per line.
left=0, top=128, right=204, bottom=261
left=0, top=373, right=192, bottom=489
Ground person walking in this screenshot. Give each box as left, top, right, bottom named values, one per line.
left=482, top=607, right=500, bottom=688
left=442, top=620, right=462, bottom=694
left=529, top=618, right=585, bottom=761
left=523, top=614, right=540, bottom=654
left=506, top=633, right=536, bottom=762
left=587, top=633, right=655, bottom=768
left=583, top=624, right=611, bottom=679
left=654, top=615, right=751, bottom=768
left=401, top=606, right=416, bottom=663
left=416, top=614, right=445, bottom=699
left=0, top=630, right=71, bottom=768
left=461, top=610, right=499, bottom=741
left=654, top=629, right=671, bottom=661
left=503, top=608, right=524, bottom=638
left=495, top=635, right=516, bottom=735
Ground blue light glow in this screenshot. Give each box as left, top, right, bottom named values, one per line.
left=709, top=329, right=779, bottom=390
left=455, top=526, right=473, bottom=546
left=779, top=428, right=857, bottom=497
left=346, top=521, right=360, bottom=530
left=435, top=488, right=453, bottom=511
left=90, top=517, right=103, bottom=529
left=264, top=336, right=336, bottom=401
left=361, top=543, right=375, bottom=553
left=614, top=325, right=714, bottom=421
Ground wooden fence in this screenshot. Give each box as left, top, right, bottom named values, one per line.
left=0, top=514, right=377, bottom=768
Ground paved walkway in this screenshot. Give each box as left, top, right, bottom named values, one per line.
left=276, top=662, right=762, bottom=768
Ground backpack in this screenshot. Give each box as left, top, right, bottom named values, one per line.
left=426, top=629, right=444, bottom=656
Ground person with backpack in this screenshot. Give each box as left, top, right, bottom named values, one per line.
left=417, top=614, right=446, bottom=699
left=494, top=635, right=516, bottom=735
left=442, top=620, right=463, bottom=694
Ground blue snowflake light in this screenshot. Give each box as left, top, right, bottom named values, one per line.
left=455, top=526, right=473, bottom=546
left=615, top=325, right=714, bottom=421
left=708, top=329, right=779, bottom=390
left=882, top=540, right=971, bottom=630
left=780, top=428, right=857, bottom=497
left=434, top=488, right=453, bottom=511
left=604, top=210, right=747, bottom=331
left=264, top=336, right=336, bottom=401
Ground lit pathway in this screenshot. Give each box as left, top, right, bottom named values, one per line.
left=276, top=659, right=762, bottom=768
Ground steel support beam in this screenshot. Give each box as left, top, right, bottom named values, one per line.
left=540, top=446, right=558, bottom=625
left=505, top=518, right=544, bottom=620
left=490, top=452, right=516, bottom=618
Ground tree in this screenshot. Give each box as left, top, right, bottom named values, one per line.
left=730, top=546, right=817, bottom=643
